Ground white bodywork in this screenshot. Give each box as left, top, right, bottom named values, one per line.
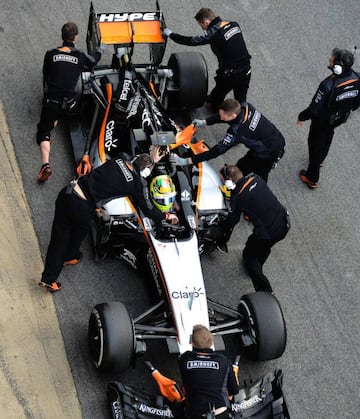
left=197, top=162, right=226, bottom=211
left=148, top=231, right=209, bottom=354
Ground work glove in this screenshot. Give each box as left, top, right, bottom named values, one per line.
left=192, top=119, right=206, bottom=127
left=97, top=43, right=107, bottom=54
left=163, top=28, right=173, bottom=37
left=169, top=154, right=191, bottom=166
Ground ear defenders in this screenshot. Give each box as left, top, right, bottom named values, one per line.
left=222, top=165, right=236, bottom=190
left=140, top=167, right=152, bottom=178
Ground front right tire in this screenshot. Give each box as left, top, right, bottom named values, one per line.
left=238, top=292, right=287, bottom=361
left=88, top=301, right=135, bottom=372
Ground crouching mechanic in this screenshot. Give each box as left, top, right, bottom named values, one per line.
left=39, top=147, right=178, bottom=292
left=215, top=165, right=290, bottom=293
left=179, top=324, right=239, bottom=419
left=171, top=99, right=285, bottom=183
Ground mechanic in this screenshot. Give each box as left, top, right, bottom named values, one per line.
left=171, top=99, right=285, bottom=182
left=297, top=48, right=360, bottom=189
left=36, top=22, right=104, bottom=182
left=178, top=324, right=239, bottom=419
left=164, top=7, right=251, bottom=109
left=214, top=165, right=290, bottom=293
left=39, top=148, right=178, bottom=293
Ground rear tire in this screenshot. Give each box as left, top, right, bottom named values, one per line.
left=238, top=292, right=287, bottom=361
left=88, top=302, right=135, bottom=372
left=167, top=52, right=208, bottom=109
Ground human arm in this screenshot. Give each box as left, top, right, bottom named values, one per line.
left=165, top=25, right=216, bottom=46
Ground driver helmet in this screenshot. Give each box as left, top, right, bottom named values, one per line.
left=150, top=175, right=177, bottom=212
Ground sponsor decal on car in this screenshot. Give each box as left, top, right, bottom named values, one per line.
left=171, top=287, right=204, bottom=299
left=104, top=120, right=119, bottom=151
left=137, top=403, right=174, bottom=417
left=111, top=401, right=124, bottom=419
left=232, top=395, right=263, bottom=412
left=98, top=12, right=160, bottom=22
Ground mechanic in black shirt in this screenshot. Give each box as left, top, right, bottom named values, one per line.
left=297, top=48, right=360, bottom=189
left=171, top=99, right=285, bottom=182
left=36, top=22, right=103, bottom=182
left=164, top=8, right=251, bottom=109
left=179, top=324, right=239, bottom=419
left=38, top=149, right=178, bottom=292
left=215, top=165, right=290, bottom=293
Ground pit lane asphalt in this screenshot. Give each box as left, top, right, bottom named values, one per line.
left=0, top=0, right=359, bottom=418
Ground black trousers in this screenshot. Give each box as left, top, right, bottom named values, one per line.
left=208, top=68, right=251, bottom=108
left=242, top=228, right=288, bottom=292
left=305, top=119, right=335, bottom=183
left=41, top=187, right=94, bottom=283
left=236, top=152, right=274, bottom=183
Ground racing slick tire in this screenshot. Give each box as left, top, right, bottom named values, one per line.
left=168, top=52, right=208, bottom=109
left=88, top=302, right=135, bottom=372
left=238, top=292, right=287, bottom=361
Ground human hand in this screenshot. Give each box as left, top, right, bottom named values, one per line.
left=192, top=119, right=206, bottom=127
left=163, top=28, right=173, bottom=37
left=166, top=213, right=179, bottom=224
left=169, top=154, right=191, bottom=166
left=149, top=145, right=166, bottom=163
left=98, top=43, right=107, bottom=54
left=297, top=119, right=303, bottom=127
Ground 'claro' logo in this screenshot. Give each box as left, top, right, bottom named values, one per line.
left=98, top=12, right=160, bottom=22
left=171, top=287, right=204, bottom=299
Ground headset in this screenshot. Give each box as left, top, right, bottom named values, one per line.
left=332, top=48, right=355, bottom=75
left=221, top=165, right=236, bottom=190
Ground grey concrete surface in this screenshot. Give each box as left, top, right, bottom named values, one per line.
left=0, top=100, right=81, bottom=418
left=0, top=0, right=359, bottom=418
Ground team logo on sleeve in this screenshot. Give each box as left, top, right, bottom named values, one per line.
left=314, top=90, right=324, bottom=103
left=222, top=133, right=233, bottom=145
left=249, top=110, right=261, bottom=131
left=115, top=159, right=133, bottom=182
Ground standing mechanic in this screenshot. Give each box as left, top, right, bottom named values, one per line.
left=215, top=165, right=290, bottom=293
left=36, top=22, right=103, bottom=182
left=297, top=48, right=360, bottom=189
left=179, top=324, right=239, bottom=419
left=171, top=99, right=285, bottom=182
left=39, top=148, right=178, bottom=292
left=163, top=7, right=252, bottom=109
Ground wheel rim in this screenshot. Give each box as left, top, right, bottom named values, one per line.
left=238, top=300, right=257, bottom=341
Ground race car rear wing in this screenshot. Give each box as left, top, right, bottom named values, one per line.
left=87, top=1, right=166, bottom=66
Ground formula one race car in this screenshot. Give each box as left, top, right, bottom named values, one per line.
left=106, top=360, right=290, bottom=418
left=84, top=1, right=286, bottom=378
left=88, top=123, right=287, bottom=372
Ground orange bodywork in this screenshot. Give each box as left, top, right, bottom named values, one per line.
left=98, top=20, right=163, bottom=44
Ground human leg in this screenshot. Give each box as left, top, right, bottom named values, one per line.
left=41, top=189, right=93, bottom=288
left=36, top=100, right=59, bottom=181
left=304, top=120, right=333, bottom=183
left=242, top=234, right=273, bottom=292
left=233, top=72, right=251, bottom=103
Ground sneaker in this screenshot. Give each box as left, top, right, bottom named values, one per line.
left=299, top=170, right=318, bottom=189
left=38, top=163, right=52, bottom=182
left=63, top=258, right=81, bottom=266
left=39, top=281, right=62, bottom=292
left=63, top=253, right=82, bottom=266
